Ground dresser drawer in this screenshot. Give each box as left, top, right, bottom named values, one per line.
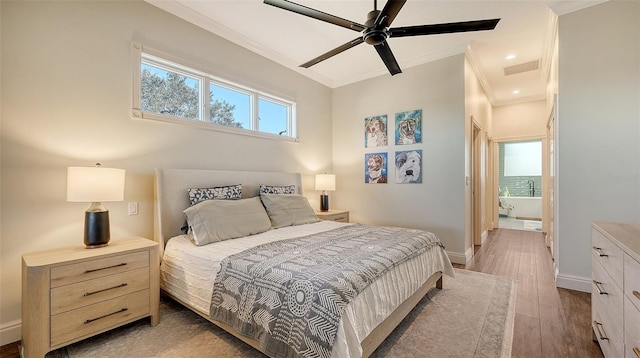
left=51, top=251, right=149, bottom=288
left=592, top=308, right=624, bottom=358
left=50, top=289, right=150, bottom=347
left=624, top=253, right=640, bottom=313
left=625, top=296, right=640, bottom=358
left=592, top=228, right=624, bottom=287
left=51, top=267, right=150, bottom=315
left=592, top=259, right=623, bottom=342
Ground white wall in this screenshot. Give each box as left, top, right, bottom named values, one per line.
left=0, top=1, right=333, bottom=343
left=332, top=55, right=468, bottom=262
left=557, top=0, right=640, bottom=290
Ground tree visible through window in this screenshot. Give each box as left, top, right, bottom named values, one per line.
left=133, top=45, right=297, bottom=140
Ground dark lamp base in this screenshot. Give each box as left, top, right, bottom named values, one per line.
left=320, top=194, right=329, bottom=212
left=84, top=210, right=110, bottom=248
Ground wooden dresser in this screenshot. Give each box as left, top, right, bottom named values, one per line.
left=591, top=222, right=640, bottom=358
left=22, top=238, right=159, bottom=358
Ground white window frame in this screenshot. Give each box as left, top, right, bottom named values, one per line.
left=131, top=42, right=298, bottom=142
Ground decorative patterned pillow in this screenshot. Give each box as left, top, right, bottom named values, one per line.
left=259, top=184, right=296, bottom=195
left=188, top=184, right=242, bottom=206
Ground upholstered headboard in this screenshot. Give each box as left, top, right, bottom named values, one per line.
left=153, top=168, right=302, bottom=257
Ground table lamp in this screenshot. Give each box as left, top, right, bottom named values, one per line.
left=315, top=174, right=335, bottom=212
left=67, top=164, right=125, bottom=248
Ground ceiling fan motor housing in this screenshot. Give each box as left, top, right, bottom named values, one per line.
left=363, top=10, right=388, bottom=45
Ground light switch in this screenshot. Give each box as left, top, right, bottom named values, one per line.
left=128, top=202, right=138, bottom=215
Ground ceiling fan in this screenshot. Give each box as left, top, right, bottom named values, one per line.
left=264, top=0, right=500, bottom=76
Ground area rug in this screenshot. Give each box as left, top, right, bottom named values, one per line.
left=45, top=269, right=516, bottom=358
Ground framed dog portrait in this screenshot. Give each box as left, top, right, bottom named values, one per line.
left=395, top=150, right=422, bottom=184
left=364, top=115, right=388, bottom=148
left=395, top=110, right=422, bottom=145
left=364, top=152, right=388, bottom=184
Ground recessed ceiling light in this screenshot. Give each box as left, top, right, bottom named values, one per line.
left=505, top=54, right=516, bottom=60
left=512, top=90, right=520, bottom=94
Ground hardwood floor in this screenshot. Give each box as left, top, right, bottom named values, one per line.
left=1, top=228, right=603, bottom=358
left=460, top=228, right=604, bottom=358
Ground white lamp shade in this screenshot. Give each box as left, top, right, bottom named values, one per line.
left=315, top=174, right=336, bottom=191
left=67, top=166, right=125, bottom=202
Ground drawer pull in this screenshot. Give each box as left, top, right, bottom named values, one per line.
left=593, top=321, right=609, bottom=341
left=84, top=308, right=128, bottom=324
left=633, top=347, right=640, bottom=358
left=592, top=280, right=608, bottom=295
left=592, top=247, right=608, bottom=257
left=84, top=262, right=127, bottom=273
left=634, top=291, right=640, bottom=300
left=84, top=283, right=128, bottom=296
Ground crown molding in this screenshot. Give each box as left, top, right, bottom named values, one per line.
left=465, top=41, right=497, bottom=107
left=549, top=0, right=609, bottom=16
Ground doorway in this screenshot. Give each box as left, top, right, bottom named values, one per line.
left=496, top=139, right=543, bottom=232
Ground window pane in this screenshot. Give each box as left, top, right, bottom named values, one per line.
left=504, top=141, right=542, bottom=176
left=140, top=63, right=200, bottom=120
left=259, top=98, right=288, bottom=136
left=209, top=83, right=250, bottom=129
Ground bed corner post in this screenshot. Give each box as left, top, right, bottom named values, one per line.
left=436, top=274, right=443, bottom=289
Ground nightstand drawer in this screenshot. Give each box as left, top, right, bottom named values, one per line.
left=51, top=289, right=150, bottom=347
left=329, top=214, right=349, bottom=222
left=51, top=251, right=149, bottom=287
left=51, top=267, right=150, bottom=315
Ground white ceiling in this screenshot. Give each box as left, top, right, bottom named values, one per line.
left=147, top=0, right=606, bottom=106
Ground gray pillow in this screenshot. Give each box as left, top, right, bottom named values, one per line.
left=260, top=194, right=320, bottom=228
left=183, top=197, right=271, bottom=246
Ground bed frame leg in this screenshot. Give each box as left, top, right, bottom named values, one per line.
left=436, top=275, right=443, bottom=289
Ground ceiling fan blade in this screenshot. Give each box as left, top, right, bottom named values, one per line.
left=301, top=37, right=365, bottom=68
left=375, top=0, right=407, bottom=28
left=264, top=0, right=366, bottom=32
left=374, top=41, right=402, bottom=75
left=389, top=19, right=500, bottom=37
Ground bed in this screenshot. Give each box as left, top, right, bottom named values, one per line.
left=154, top=168, right=454, bottom=358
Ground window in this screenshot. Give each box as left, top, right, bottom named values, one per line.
left=503, top=140, right=542, bottom=176
left=131, top=43, right=297, bottom=140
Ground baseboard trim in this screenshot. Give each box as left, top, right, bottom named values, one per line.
left=481, top=230, right=488, bottom=245
left=556, top=272, right=591, bottom=293
left=0, top=319, right=21, bottom=346
left=447, top=250, right=468, bottom=265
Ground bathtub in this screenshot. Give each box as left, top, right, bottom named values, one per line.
left=499, top=196, right=542, bottom=220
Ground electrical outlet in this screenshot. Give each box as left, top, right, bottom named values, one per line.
left=128, top=202, right=138, bottom=215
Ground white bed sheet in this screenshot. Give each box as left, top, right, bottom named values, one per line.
left=160, top=221, right=454, bottom=358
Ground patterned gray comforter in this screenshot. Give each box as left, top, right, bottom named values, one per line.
left=209, top=224, right=445, bottom=358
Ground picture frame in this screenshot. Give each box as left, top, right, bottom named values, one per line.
left=364, top=115, right=388, bottom=148
left=395, top=110, right=422, bottom=145
left=395, top=150, right=422, bottom=183
left=365, top=152, right=388, bottom=183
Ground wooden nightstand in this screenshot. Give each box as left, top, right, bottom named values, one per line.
left=315, top=209, right=350, bottom=223
left=21, top=238, right=159, bottom=358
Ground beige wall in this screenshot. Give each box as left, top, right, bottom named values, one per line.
left=557, top=0, right=640, bottom=290
left=464, top=57, right=494, bottom=254
left=492, top=100, right=548, bottom=140
left=0, top=1, right=332, bottom=343
left=331, top=55, right=468, bottom=262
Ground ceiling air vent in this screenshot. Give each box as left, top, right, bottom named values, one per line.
left=503, top=59, right=540, bottom=76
